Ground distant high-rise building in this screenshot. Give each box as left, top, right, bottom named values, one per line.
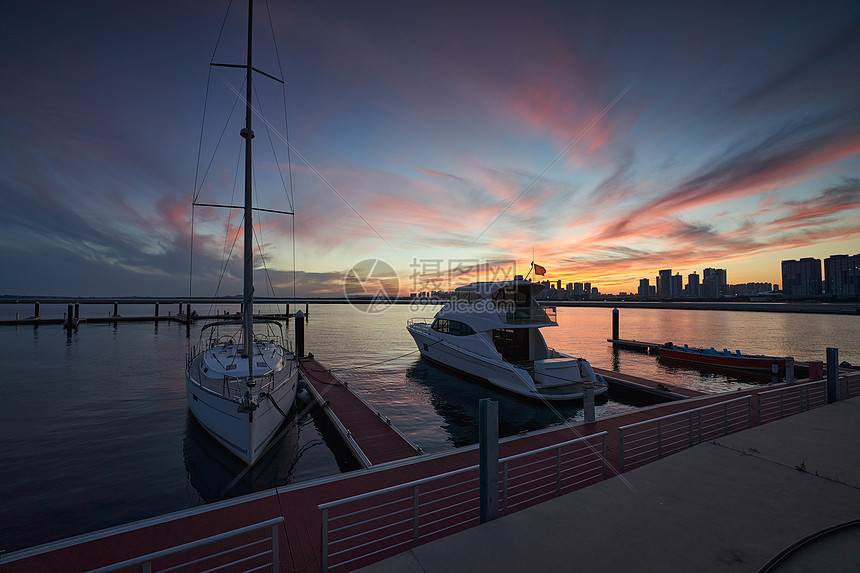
left=686, top=273, right=700, bottom=298
left=583, top=282, right=591, bottom=299
left=556, top=280, right=562, bottom=291
left=658, top=269, right=672, bottom=299
left=702, top=268, right=727, bottom=298
left=782, top=258, right=822, bottom=297
left=574, top=283, right=584, bottom=295
left=638, top=278, right=650, bottom=297
left=671, top=274, right=683, bottom=298
left=591, top=286, right=599, bottom=297
left=566, top=283, right=573, bottom=293
left=824, top=254, right=860, bottom=298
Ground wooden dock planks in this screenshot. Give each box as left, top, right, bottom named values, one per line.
left=299, top=357, right=421, bottom=466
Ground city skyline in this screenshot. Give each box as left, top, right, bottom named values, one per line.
left=2, top=1, right=859, bottom=297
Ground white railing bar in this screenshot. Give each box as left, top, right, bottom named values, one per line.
left=417, top=480, right=478, bottom=499
left=328, top=504, right=413, bottom=534
left=160, top=537, right=270, bottom=573
left=328, top=526, right=413, bottom=560
left=329, top=516, right=413, bottom=548
left=757, top=380, right=823, bottom=398
left=499, top=432, right=607, bottom=464
left=327, top=495, right=413, bottom=524
left=619, top=397, right=750, bottom=431
left=86, top=517, right=283, bottom=573
left=418, top=486, right=480, bottom=510
left=199, top=549, right=272, bottom=573
left=420, top=502, right=478, bottom=525
left=321, top=432, right=607, bottom=511
left=320, top=467, right=480, bottom=510
left=418, top=506, right=477, bottom=531
left=419, top=494, right=479, bottom=515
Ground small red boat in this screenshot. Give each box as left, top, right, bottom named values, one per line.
left=658, top=343, right=786, bottom=372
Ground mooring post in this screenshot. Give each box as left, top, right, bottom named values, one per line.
left=65, top=304, right=73, bottom=330
left=34, top=301, right=40, bottom=318
left=179, top=302, right=183, bottom=316
left=612, top=308, right=619, bottom=341
left=294, top=310, right=305, bottom=357
left=154, top=301, right=159, bottom=318
left=826, top=347, right=839, bottom=403
left=113, top=302, right=118, bottom=317
left=584, top=381, right=596, bottom=423
left=785, top=357, right=795, bottom=384
left=479, top=398, right=499, bottom=524
left=74, top=303, right=80, bottom=319
left=305, top=302, right=309, bottom=320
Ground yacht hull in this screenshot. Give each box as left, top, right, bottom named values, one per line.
left=186, top=360, right=298, bottom=465
left=408, top=324, right=606, bottom=401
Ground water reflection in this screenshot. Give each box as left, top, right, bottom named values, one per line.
left=182, top=410, right=301, bottom=503
left=404, top=359, right=613, bottom=447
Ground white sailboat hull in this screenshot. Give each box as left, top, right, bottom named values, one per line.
left=186, top=352, right=298, bottom=465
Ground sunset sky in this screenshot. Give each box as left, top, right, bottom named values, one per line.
left=1, top=0, right=859, bottom=297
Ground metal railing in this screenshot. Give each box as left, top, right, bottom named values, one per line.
left=319, top=431, right=606, bottom=572
left=619, top=396, right=752, bottom=472
left=757, top=379, right=827, bottom=424
left=844, top=371, right=860, bottom=399
left=86, top=517, right=283, bottom=573
left=497, top=306, right=556, bottom=325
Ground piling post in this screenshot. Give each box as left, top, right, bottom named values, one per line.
left=826, top=347, right=839, bottom=403
left=479, top=398, right=499, bottom=524
left=113, top=302, right=118, bottom=317
left=305, top=302, right=309, bottom=320
left=785, top=357, right=795, bottom=384
left=35, top=301, right=40, bottom=318
left=583, top=381, right=596, bottom=423
left=65, top=304, right=73, bottom=330
left=294, top=310, right=305, bottom=357
left=179, top=302, right=183, bottom=316
left=612, top=308, right=619, bottom=341
left=155, top=302, right=159, bottom=317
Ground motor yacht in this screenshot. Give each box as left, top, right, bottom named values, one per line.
left=407, top=276, right=608, bottom=400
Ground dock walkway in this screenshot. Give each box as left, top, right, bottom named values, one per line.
left=361, top=396, right=860, bottom=573
left=5, top=374, right=847, bottom=573
left=298, top=357, right=422, bottom=467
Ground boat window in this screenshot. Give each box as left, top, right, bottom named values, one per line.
left=432, top=319, right=475, bottom=336
left=453, top=289, right=483, bottom=303
left=492, top=286, right=530, bottom=308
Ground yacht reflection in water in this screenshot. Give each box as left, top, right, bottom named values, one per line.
left=404, top=359, right=608, bottom=448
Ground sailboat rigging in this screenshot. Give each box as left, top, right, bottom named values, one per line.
left=185, top=0, right=299, bottom=465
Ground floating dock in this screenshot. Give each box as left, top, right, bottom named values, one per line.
left=298, top=357, right=422, bottom=467
left=594, top=367, right=705, bottom=400
left=606, top=338, right=662, bottom=353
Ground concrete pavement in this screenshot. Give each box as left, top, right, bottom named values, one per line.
left=358, top=398, right=860, bottom=572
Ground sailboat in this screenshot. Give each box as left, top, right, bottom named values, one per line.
left=185, top=0, right=299, bottom=465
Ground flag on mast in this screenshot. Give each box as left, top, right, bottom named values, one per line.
left=532, top=262, right=546, bottom=276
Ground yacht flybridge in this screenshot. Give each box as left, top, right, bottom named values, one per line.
left=407, top=276, right=608, bottom=401
left=185, top=0, right=298, bottom=465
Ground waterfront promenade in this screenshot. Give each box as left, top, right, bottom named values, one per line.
left=360, top=396, right=860, bottom=572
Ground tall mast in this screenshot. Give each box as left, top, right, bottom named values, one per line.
left=241, top=0, right=254, bottom=371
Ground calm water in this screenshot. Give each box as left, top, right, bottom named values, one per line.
left=1, top=303, right=857, bottom=552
